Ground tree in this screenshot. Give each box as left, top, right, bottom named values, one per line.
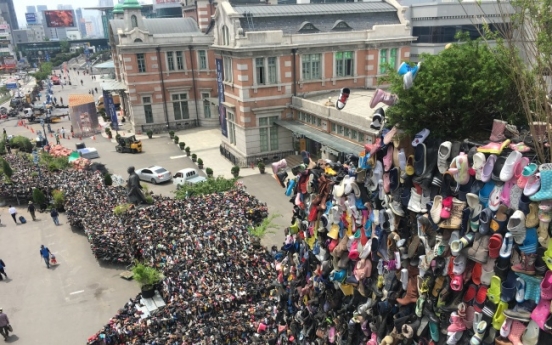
left=459, top=0, right=552, bottom=162
left=59, top=40, right=69, bottom=53
left=33, top=188, right=46, bottom=206
left=104, top=174, right=113, bottom=186
left=0, top=158, right=12, bottom=179
left=381, top=33, right=524, bottom=140
left=174, top=176, right=237, bottom=199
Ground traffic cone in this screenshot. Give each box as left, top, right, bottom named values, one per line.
left=92, top=136, right=96, bottom=141
left=50, top=133, right=53, bottom=138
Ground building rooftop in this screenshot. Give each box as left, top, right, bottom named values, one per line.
left=235, top=2, right=399, bottom=34
left=234, top=2, right=396, bottom=17
left=110, top=17, right=201, bottom=44
left=304, top=89, right=388, bottom=120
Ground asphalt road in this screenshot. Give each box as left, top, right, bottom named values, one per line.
left=0, top=73, right=290, bottom=344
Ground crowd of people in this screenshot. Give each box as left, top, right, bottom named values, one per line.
left=1, top=152, right=295, bottom=344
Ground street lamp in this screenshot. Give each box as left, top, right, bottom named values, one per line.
left=32, top=148, right=41, bottom=179
left=40, top=119, right=49, bottom=148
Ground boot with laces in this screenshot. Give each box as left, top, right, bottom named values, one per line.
left=511, top=253, right=536, bottom=275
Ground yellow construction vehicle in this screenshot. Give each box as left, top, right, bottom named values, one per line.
left=115, top=135, right=142, bottom=153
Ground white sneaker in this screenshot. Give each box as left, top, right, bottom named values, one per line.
left=407, top=187, right=422, bottom=213
left=420, top=189, right=431, bottom=213
left=437, top=141, right=452, bottom=174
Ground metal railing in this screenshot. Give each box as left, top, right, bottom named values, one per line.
left=140, top=120, right=198, bottom=134
left=219, top=143, right=294, bottom=168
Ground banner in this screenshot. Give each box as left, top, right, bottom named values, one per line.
left=3, top=57, right=16, bottom=69
left=215, top=58, right=227, bottom=138
left=25, top=13, right=37, bottom=24
left=103, top=90, right=118, bottom=131
left=44, top=10, right=75, bottom=28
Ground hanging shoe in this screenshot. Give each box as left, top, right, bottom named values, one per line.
left=335, top=88, right=350, bottom=110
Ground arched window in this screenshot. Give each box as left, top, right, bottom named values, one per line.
left=332, top=20, right=352, bottom=31
left=222, top=25, right=230, bottom=46
left=134, top=38, right=143, bottom=43
left=298, top=22, right=320, bottom=33
left=131, top=15, right=138, bottom=28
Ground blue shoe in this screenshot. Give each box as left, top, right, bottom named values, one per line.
left=397, top=62, right=409, bottom=75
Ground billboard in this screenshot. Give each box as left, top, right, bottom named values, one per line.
left=25, top=13, right=37, bottom=24
left=215, top=58, right=227, bottom=138
left=0, top=24, right=9, bottom=30
left=44, top=10, right=75, bottom=28
left=103, top=90, right=118, bottom=131
left=156, top=0, right=180, bottom=3
left=3, top=57, right=16, bottom=69
left=69, top=94, right=100, bottom=136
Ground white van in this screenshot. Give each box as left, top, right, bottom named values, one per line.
left=172, top=168, right=206, bottom=187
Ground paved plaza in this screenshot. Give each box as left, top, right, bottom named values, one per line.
left=0, top=72, right=290, bottom=343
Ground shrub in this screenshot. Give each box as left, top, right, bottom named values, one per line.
left=185, top=146, right=190, bottom=153
left=206, top=167, right=213, bottom=176
left=173, top=135, right=179, bottom=144
left=33, top=188, right=47, bottom=206
left=145, top=195, right=154, bottom=204
left=31, top=171, right=38, bottom=177
left=174, top=176, right=237, bottom=199
left=0, top=140, right=5, bottom=155
left=257, top=162, right=265, bottom=169
left=11, top=136, right=33, bottom=153
left=104, top=174, right=113, bottom=186
left=248, top=214, right=281, bottom=239
left=115, top=133, right=122, bottom=141
left=41, top=152, right=70, bottom=171
left=131, top=262, right=163, bottom=287
left=105, top=127, right=111, bottom=134
left=147, top=130, right=153, bottom=138
left=178, top=142, right=185, bottom=150
left=231, top=165, right=240, bottom=176
left=192, top=153, right=197, bottom=160
left=169, top=131, right=175, bottom=138
left=113, top=203, right=133, bottom=216
left=197, top=158, right=203, bottom=165
left=52, top=189, right=65, bottom=209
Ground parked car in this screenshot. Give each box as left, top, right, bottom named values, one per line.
left=172, top=168, right=206, bottom=188
left=136, top=166, right=172, bottom=184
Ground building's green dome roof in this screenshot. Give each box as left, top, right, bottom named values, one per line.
left=122, top=0, right=142, bottom=10
left=113, top=3, right=124, bottom=13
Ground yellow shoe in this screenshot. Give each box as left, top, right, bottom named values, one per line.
left=487, top=276, right=501, bottom=304
left=492, top=301, right=507, bottom=330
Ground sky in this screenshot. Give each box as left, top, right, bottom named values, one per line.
left=14, top=0, right=153, bottom=28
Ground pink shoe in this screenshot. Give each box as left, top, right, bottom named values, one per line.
left=477, top=140, right=511, bottom=155
left=383, top=126, right=398, bottom=145
left=514, top=157, right=530, bottom=179
left=530, top=298, right=551, bottom=329
left=447, top=312, right=467, bottom=332
left=328, top=326, right=336, bottom=343
left=523, top=174, right=541, bottom=196
left=383, top=145, right=394, bottom=171
left=509, top=142, right=532, bottom=152
left=367, top=333, right=377, bottom=345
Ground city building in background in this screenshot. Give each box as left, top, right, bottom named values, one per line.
left=0, top=0, right=18, bottom=30
left=76, top=8, right=88, bottom=38
left=153, top=0, right=183, bottom=19
left=18, top=38, right=108, bottom=64
left=26, top=6, right=36, bottom=14
left=66, top=28, right=82, bottom=40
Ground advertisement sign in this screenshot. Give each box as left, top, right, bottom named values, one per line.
left=0, top=24, right=9, bottom=30
left=69, top=94, right=100, bottom=136
left=156, top=0, right=179, bottom=3
left=6, top=82, right=18, bottom=90
left=25, top=13, right=37, bottom=24
left=3, top=57, right=16, bottom=69
left=44, top=10, right=75, bottom=28
left=103, top=90, right=118, bottom=131
left=215, top=58, right=227, bottom=138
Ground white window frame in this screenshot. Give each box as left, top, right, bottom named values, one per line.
left=227, top=111, right=236, bottom=145
left=142, top=96, right=153, bottom=123
left=166, top=51, right=175, bottom=71
left=176, top=51, right=185, bottom=70
left=223, top=56, right=233, bottom=83
left=254, top=57, right=278, bottom=85
left=334, top=51, right=354, bottom=77
left=258, top=116, right=279, bottom=152
left=222, top=25, right=230, bottom=46
left=301, top=53, right=322, bottom=81
left=201, top=92, right=211, bottom=118
left=171, top=93, right=189, bottom=120
left=198, top=50, right=208, bottom=70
